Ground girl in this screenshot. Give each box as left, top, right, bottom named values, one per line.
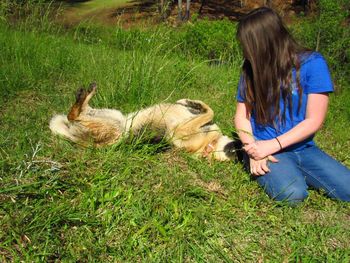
left=234, top=7, right=350, bottom=204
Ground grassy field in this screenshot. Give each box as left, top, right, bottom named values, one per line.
left=0, top=4, right=350, bottom=262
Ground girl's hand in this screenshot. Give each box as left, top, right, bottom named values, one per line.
left=243, top=139, right=281, bottom=160
left=249, top=156, right=279, bottom=176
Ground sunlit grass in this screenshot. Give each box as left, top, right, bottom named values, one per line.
left=0, top=4, right=349, bottom=261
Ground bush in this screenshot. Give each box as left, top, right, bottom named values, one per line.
left=293, top=0, right=350, bottom=77
left=182, top=18, right=241, bottom=63
left=0, top=0, right=60, bottom=33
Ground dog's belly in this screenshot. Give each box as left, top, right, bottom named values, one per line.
left=87, top=108, right=126, bottom=122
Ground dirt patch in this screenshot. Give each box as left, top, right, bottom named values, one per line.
left=112, top=0, right=316, bottom=27
left=58, top=0, right=316, bottom=28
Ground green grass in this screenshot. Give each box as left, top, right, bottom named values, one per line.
left=0, top=9, right=350, bottom=262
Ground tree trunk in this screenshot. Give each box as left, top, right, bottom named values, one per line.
left=199, top=0, right=206, bottom=14
left=158, top=0, right=166, bottom=21
left=264, top=0, right=272, bottom=6
left=184, top=0, right=190, bottom=20
left=178, top=0, right=183, bottom=21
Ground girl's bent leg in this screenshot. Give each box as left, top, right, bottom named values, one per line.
left=254, top=152, right=308, bottom=204
left=299, top=146, right=350, bottom=201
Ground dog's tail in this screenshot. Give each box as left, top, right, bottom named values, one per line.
left=49, top=114, right=80, bottom=143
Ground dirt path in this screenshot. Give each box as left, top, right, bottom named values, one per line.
left=59, top=0, right=135, bottom=25
left=58, top=0, right=310, bottom=27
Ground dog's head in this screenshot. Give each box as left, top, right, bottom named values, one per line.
left=212, top=135, right=243, bottom=162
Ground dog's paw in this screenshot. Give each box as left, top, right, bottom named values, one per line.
left=87, top=82, right=97, bottom=94
left=175, top=99, right=188, bottom=106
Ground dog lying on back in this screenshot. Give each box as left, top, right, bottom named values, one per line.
left=49, top=83, right=240, bottom=161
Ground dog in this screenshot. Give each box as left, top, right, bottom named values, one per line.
left=49, top=83, right=241, bottom=161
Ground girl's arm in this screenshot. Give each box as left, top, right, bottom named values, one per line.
left=234, top=102, right=278, bottom=176
left=276, top=93, right=329, bottom=148
left=245, top=93, right=329, bottom=160
left=234, top=102, right=255, bottom=145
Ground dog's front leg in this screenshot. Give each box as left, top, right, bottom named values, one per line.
left=172, top=104, right=214, bottom=138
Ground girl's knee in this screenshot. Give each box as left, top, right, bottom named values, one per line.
left=328, top=188, right=350, bottom=202
left=273, top=186, right=308, bottom=204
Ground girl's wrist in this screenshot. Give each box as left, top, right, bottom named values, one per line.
left=274, top=137, right=283, bottom=151
left=264, top=138, right=281, bottom=155
left=242, top=140, right=255, bottom=146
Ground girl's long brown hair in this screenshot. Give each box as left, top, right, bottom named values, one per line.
left=237, top=7, right=308, bottom=125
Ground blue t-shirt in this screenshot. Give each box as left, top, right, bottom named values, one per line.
left=236, top=52, right=334, bottom=151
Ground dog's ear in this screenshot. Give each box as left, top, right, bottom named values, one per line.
left=223, top=140, right=243, bottom=162
left=227, top=131, right=244, bottom=162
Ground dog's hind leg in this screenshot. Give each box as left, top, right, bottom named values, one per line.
left=77, top=118, right=124, bottom=146
left=63, top=83, right=125, bottom=146
left=81, top=82, right=97, bottom=111
left=67, top=82, right=97, bottom=121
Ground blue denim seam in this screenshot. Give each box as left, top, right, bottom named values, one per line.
left=272, top=178, right=305, bottom=201
left=297, top=165, right=340, bottom=199
left=294, top=151, right=302, bottom=165
left=266, top=152, right=306, bottom=201
left=294, top=148, right=341, bottom=199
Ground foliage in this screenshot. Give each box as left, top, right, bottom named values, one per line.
left=71, top=19, right=242, bottom=65
left=182, top=18, right=241, bottom=63
left=0, top=0, right=59, bottom=33
left=292, top=0, right=350, bottom=78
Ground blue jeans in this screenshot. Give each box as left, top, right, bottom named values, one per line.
left=248, top=145, right=350, bottom=204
